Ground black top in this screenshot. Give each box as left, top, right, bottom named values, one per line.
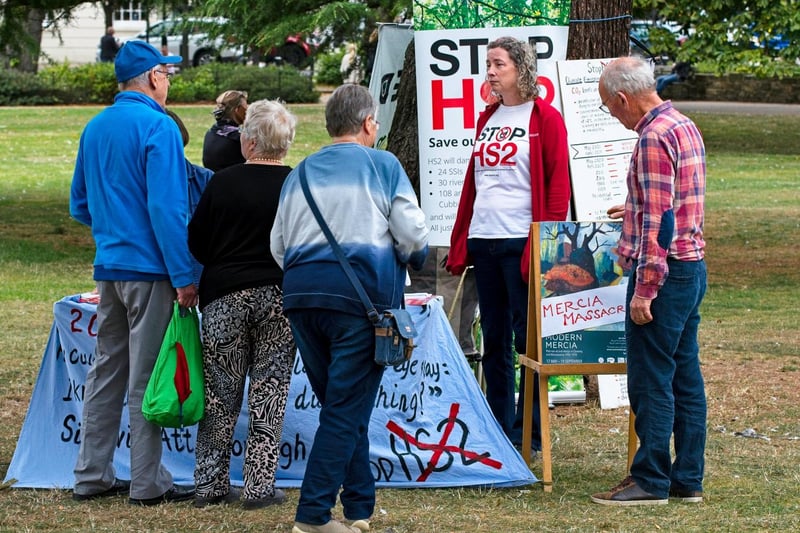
left=188, top=162, right=290, bottom=309
left=202, top=119, right=246, bottom=171
left=99, top=34, right=119, bottom=62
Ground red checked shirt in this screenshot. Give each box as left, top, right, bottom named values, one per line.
left=618, top=101, right=706, bottom=300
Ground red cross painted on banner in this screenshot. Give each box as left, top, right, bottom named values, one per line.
left=386, top=402, right=503, bottom=482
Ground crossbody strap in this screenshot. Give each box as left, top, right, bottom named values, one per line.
left=297, top=160, right=381, bottom=324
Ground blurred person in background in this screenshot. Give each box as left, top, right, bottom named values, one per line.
left=203, top=90, right=248, bottom=171
left=165, top=108, right=213, bottom=287
left=99, top=26, right=120, bottom=62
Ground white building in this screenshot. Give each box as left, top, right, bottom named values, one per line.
left=39, top=3, right=153, bottom=66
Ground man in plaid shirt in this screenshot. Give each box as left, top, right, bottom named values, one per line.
left=592, top=56, right=707, bottom=507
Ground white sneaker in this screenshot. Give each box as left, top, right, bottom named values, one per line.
left=292, top=520, right=359, bottom=533
left=344, top=519, right=370, bottom=531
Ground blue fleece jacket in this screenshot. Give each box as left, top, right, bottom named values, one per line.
left=271, top=142, right=429, bottom=316
left=70, top=91, right=194, bottom=288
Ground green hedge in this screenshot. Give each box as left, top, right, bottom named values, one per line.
left=0, top=69, right=64, bottom=105
left=0, top=62, right=319, bottom=106
left=314, top=49, right=346, bottom=86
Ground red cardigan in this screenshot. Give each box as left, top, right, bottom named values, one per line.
left=446, top=97, right=572, bottom=282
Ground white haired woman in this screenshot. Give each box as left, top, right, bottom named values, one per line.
left=189, top=99, right=297, bottom=510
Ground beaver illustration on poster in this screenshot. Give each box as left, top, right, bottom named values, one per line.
left=543, top=262, right=597, bottom=294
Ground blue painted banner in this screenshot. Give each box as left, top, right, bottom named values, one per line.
left=5, top=295, right=535, bottom=489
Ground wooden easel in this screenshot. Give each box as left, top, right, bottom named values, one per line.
left=520, top=222, right=637, bottom=492
left=519, top=357, right=636, bottom=491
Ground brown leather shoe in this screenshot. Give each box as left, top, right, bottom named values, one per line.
left=591, top=476, right=668, bottom=506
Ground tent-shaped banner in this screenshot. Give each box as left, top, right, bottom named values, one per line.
left=4, top=295, right=536, bottom=489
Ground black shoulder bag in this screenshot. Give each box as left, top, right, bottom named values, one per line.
left=297, top=160, right=416, bottom=366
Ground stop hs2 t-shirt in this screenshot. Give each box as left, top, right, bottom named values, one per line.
left=469, top=101, right=534, bottom=239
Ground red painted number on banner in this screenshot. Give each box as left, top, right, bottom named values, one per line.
left=70, top=308, right=98, bottom=337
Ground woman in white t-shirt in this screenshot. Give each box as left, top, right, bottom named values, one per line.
left=447, top=36, right=571, bottom=453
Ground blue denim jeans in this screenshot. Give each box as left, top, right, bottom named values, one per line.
left=287, top=309, right=384, bottom=525
left=627, top=259, right=707, bottom=497
left=467, top=238, right=541, bottom=450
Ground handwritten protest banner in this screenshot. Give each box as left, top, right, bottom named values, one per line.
left=5, top=296, right=535, bottom=489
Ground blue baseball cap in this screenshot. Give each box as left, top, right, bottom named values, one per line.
left=115, top=40, right=182, bottom=83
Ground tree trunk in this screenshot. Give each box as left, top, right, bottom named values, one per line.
left=567, top=0, right=631, bottom=60
left=566, top=0, right=632, bottom=402
left=102, top=1, right=115, bottom=29
left=17, top=8, right=45, bottom=73
left=386, top=40, right=419, bottom=192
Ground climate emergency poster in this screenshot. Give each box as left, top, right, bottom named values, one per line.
left=556, top=58, right=637, bottom=219
left=414, top=26, right=569, bottom=246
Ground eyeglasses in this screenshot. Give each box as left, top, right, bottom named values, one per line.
left=154, top=69, right=173, bottom=81
left=599, top=96, right=611, bottom=114
left=371, top=116, right=380, bottom=128
left=599, top=92, right=621, bottom=114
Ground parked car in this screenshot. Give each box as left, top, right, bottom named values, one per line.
left=630, top=19, right=688, bottom=62
left=253, top=34, right=315, bottom=68
left=749, top=30, right=790, bottom=51
left=132, top=17, right=244, bottom=66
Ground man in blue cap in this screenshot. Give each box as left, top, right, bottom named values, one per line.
left=70, top=40, right=198, bottom=506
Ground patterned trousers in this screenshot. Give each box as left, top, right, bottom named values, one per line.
left=194, top=285, right=294, bottom=501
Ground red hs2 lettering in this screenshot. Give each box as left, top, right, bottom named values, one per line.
left=473, top=126, right=527, bottom=167
left=427, top=36, right=555, bottom=131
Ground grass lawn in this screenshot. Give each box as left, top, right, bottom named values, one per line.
left=0, top=104, right=798, bottom=532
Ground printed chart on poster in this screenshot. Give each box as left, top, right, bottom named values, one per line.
left=414, top=25, right=569, bottom=246
left=556, top=59, right=637, bottom=220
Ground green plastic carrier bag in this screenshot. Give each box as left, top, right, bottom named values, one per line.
left=142, top=302, right=204, bottom=428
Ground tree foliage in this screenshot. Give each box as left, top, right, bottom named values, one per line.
left=633, top=0, right=800, bottom=77
left=0, top=0, right=82, bottom=71
left=198, top=0, right=409, bottom=59
left=413, top=0, right=571, bottom=29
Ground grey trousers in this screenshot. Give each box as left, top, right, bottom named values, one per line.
left=73, top=280, right=176, bottom=499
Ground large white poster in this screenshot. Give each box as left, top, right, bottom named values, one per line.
left=368, top=23, right=414, bottom=150
left=414, top=26, right=569, bottom=246
left=556, top=58, right=637, bottom=220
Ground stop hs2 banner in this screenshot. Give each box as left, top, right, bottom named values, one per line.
left=414, top=26, right=569, bottom=246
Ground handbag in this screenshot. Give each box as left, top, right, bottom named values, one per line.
left=297, top=160, right=416, bottom=366
left=142, top=302, right=205, bottom=427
